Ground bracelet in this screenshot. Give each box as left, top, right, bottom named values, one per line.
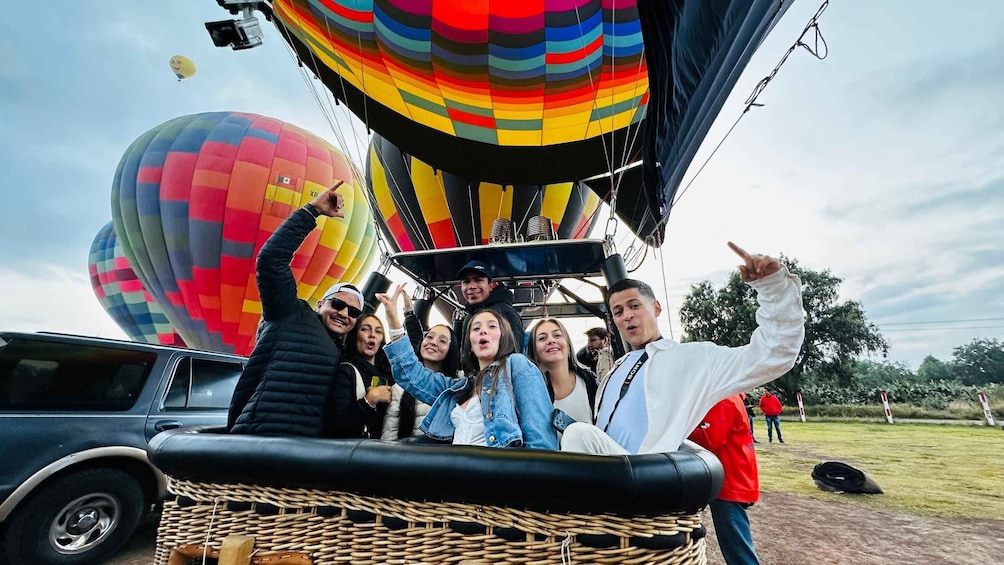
left=303, top=202, right=321, bottom=218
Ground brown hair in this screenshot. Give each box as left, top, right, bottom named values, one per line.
left=459, top=309, right=519, bottom=402
left=527, top=318, right=581, bottom=373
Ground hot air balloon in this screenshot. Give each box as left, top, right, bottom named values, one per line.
left=88, top=221, right=186, bottom=347
left=169, top=55, right=196, bottom=80
left=110, top=111, right=378, bottom=356
left=367, top=134, right=601, bottom=253
left=264, top=0, right=792, bottom=244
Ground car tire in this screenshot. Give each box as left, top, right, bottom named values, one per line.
left=3, top=468, right=145, bottom=565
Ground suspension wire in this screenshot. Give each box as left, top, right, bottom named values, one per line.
left=513, top=185, right=545, bottom=236
left=273, top=22, right=353, bottom=159
left=655, top=243, right=675, bottom=341
left=650, top=0, right=830, bottom=236
left=318, top=14, right=370, bottom=170
left=571, top=2, right=615, bottom=186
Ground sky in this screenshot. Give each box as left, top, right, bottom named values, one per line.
left=1, top=1, right=1002, bottom=370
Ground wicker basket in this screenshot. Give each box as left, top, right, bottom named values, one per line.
left=150, top=430, right=722, bottom=564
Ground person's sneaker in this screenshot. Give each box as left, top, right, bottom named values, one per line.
left=779, top=439, right=785, bottom=444
left=769, top=439, right=773, bottom=443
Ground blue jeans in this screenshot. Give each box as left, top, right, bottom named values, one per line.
left=764, top=415, right=783, bottom=442
left=709, top=499, right=760, bottom=565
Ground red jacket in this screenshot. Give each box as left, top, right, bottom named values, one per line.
left=688, top=395, right=759, bottom=504
left=759, top=393, right=783, bottom=416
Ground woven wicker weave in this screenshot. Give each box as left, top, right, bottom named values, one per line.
left=155, top=477, right=707, bottom=565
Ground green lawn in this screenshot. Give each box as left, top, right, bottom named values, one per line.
left=753, top=421, right=1004, bottom=519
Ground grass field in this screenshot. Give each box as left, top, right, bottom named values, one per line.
left=753, top=421, right=1004, bottom=519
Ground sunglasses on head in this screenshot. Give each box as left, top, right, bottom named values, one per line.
left=327, top=298, right=362, bottom=318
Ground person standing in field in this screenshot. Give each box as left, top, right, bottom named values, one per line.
left=759, top=390, right=784, bottom=444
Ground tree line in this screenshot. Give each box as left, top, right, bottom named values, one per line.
left=679, top=256, right=1004, bottom=405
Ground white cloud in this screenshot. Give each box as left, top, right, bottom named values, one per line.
left=0, top=265, right=127, bottom=340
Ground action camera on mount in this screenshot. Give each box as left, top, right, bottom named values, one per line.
left=206, top=0, right=271, bottom=50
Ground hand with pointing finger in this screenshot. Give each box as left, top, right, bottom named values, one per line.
left=310, top=181, right=347, bottom=218
left=728, top=241, right=781, bottom=282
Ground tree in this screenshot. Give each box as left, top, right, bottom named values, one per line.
left=679, top=256, right=888, bottom=400
left=917, top=355, right=954, bottom=382
left=949, top=338, right=1004, bottom=386
left=851, top=359, right=917, bottom=389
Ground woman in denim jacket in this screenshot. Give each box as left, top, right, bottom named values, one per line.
left=379, top=287, right=557, bottom=450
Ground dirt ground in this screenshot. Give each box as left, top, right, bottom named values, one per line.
left=95, top=490, right=1004, bottom=565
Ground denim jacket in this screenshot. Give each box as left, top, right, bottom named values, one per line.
left=384, top=337, right=558, bottom=450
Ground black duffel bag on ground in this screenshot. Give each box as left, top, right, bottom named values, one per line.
left=811, top=461, right=884, bottom=494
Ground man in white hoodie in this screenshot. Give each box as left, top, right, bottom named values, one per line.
left=560, top=242, right=804, bottom=455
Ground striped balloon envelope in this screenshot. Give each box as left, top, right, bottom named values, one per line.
left=366, top=133, right=602, bottom=252
left=110, top=112, right=378, bottom=356
left=271, top=0, right=647, bottom=184
left=88, top=221, right=186, bottom=347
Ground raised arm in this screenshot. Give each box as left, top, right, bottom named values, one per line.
left=256, top=183, right=346, bottom=321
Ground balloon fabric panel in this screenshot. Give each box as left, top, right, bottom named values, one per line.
left=88, top=221, right=186, bottom=346
left=270, top=0, right=648, bottom=183
left=365, top=133, right=601, bottom=253
left=111, top=112, right=375, bottom=356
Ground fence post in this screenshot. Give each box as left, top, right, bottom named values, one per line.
left=880, top=391, right=894, bottom=424
left=796, top=391, right=806, bottom=422
left=977, top=391, right=996, bottom=426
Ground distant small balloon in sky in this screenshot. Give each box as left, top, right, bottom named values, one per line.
left=169, top=55, right=196, bottom=81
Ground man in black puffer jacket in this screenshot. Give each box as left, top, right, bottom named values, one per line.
left=452, top=260, right=526, bottom=352
left=228, top=183, right=366, bottom=437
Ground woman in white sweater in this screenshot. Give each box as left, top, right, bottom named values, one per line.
left=381, top=292, right=460, bottom=441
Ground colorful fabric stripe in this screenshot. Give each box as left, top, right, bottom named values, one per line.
left=111, top=112, right=377, bottom=356
left=88, top=221, right=186, bottom=347
left=365, top=133, right=601, bottom=252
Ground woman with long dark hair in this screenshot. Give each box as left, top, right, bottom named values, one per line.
left=526, top=318, right=599, bottom=428
left=381, top=291, right=460, bottom=440
left=378, top=286, right=557, bottom=449
left=332, top=313, right=394, bottom=439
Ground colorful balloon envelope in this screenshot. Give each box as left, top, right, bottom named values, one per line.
left=269, top=0, right=792, bottom=246
left=88, top=221, right=186, bottom=347
left=169, top=55, right=197, bottom=80
left=111, top=112, right=378, bottom=356
left=366, top=133, right=601, bottom=252
left=271, top=0, right=648, bottom=185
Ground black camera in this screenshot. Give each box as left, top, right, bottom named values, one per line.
left=205, top=16, right=263, bottom=50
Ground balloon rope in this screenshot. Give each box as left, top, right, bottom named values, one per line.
left=513, top=186, right=544, bottom=238
left=319, top=14, right=370, bottom=168
left=664, top=0, right=830, bottom=224
left=571, top=1, right=614, bottom=178
left=391, top=144, right=435, bottom=250
left=273, top=17, right=367, bottom=169
left=655, top=244, right=675, bottom=341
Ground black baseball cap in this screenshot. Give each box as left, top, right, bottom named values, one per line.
left=456, top=260, right=492, bottom=281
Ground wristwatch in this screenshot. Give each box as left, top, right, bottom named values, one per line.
left=303, top=202, right=321, bottom=218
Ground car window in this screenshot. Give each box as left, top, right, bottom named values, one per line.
left=164, top=358, right=243, bottom=410
left=0, top=338, right=156, bottom=411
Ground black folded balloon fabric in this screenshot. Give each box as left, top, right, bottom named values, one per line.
left=811, top=461, right=884, bottom=495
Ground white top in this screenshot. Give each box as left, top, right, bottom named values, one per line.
left=594, top=349, right=649, bottom=452
left=450, top=395, right=487, bottom=446
left=554, top=374, right=594, bottom=426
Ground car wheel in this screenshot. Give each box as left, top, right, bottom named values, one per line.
left=4, top=468, right=145, bottom=565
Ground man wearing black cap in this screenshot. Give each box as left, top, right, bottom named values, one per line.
left=229, top=182, right=365, bottom=438
left=454, top=259, right=526, bottom=352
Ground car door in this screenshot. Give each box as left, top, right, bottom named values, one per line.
left=145, top=355, right=244, bottom=442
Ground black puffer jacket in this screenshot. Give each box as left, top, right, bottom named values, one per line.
left=227, top=208, right=354, bottom=437
left=453, top=285, right=526, bottom=352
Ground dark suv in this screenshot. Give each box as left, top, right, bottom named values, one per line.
left=0, top=331, right=246, bottom=565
